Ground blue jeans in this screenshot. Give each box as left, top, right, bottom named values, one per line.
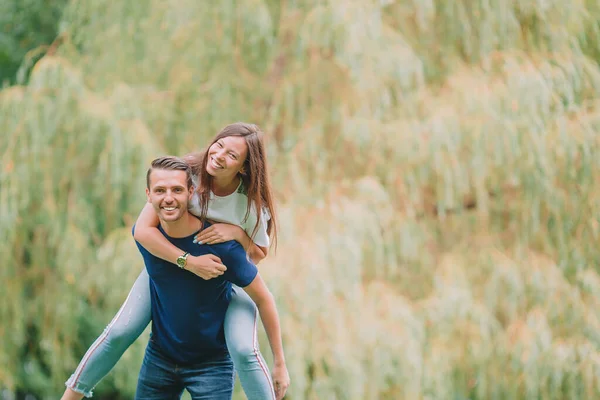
left=135, top=339, right=234, bottom=400
left=66, top=269, right=275, bottom=399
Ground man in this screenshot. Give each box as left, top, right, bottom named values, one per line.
left=134, top=156, right=289, bottom=399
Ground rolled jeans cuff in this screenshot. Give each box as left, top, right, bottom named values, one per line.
left=65, top=375, right=94, bottom=398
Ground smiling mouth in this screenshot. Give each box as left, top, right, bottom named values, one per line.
left=162, top=206, right=177, bottom=211
left=210, top=157, right=224, bottom=169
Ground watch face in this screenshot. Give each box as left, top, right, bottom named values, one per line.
left=177, top=253, right=188, bottom=268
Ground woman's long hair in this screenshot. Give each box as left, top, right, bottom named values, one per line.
left=184, top=122, right=278, bottom=248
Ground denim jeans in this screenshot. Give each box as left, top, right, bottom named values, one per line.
left=135, top=339, right=234, bottom=400
left=66, top=268, right=275, bottom=399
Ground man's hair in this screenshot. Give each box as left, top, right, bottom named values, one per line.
left=146, top=156, right=193, bottom=189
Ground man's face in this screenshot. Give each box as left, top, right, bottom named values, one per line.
left=146, top=169, right=193, bottom=223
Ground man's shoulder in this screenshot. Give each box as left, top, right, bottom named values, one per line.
left=212, top=241, right=253, bottom=269
left=210, top=239, right=244, bottom=257
left=182, top=237, right=240, bottom=260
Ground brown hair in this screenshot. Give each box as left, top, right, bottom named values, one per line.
left=146, top=156, right=193, bottom=189
left=184, top=123, right=278, bottom=247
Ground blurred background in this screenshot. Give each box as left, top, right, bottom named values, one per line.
left=2, top=0, right=600, bottom=399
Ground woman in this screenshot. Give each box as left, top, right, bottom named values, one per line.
left=62, top=122, right=288, bottom=400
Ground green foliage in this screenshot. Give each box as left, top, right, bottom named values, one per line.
left=0, top=0, right=68, bottom=85
left=2, top=0, right=600, bottom=398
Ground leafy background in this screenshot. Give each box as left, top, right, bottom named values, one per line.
left=2, top=0, right=600, bottom=399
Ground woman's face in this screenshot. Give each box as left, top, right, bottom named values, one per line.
left=206, top=135, right=248, bottom=181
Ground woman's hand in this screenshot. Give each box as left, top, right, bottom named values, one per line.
left=272, top=363, right=290, bottom=400
left=194, top=223, right=245, bottom=245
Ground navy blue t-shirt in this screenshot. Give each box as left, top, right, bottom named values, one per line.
left=133, top=222, right=258, bottom=364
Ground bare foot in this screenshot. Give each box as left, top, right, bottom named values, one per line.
left=60, top=388, right=85, bottom=400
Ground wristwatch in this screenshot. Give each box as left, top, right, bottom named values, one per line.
left=176, top=252, right=190, bottom=269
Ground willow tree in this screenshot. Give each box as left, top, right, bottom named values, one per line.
left=2, top=0, right=600, bottom=399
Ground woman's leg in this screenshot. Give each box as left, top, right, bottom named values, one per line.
left=63, top=269, right=152, bottom=398
left=224, top=285, right=276, bottom=400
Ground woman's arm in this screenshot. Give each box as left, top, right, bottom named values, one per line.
left=194, top=223, right=268, bottom=264
left=234, top=232, right=268, bottom=264
left=133, top=203, right=227, bottom=279
left=133, top=203, right=184, bottom=263
left=249, top=244, right=268, bottom=265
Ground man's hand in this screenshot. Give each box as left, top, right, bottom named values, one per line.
left=185, top=254, right=226, bottom=280
left=194, top=223, right=244, bottom=245
left=272, top=363, right=290, bottom=399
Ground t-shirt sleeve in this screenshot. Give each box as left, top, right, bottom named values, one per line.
left=188, top=191, right=202, bottom=218
left=243, top=204, right=270, bottom=248
left=191, top=174, right=200, bottom=188
left=189, top=174, right=200, bottom=215
left=220, top=242, right=258, bottom=288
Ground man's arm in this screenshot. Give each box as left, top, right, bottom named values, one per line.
left=221, top=242, right=289, bottom=399
left=243, top=274, right=290, bottom=399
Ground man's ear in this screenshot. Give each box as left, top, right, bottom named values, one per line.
left=189, top=186, right=195, bottom=200
left=146, top=188, right=151, bottom=202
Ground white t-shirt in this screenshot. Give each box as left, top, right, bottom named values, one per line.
left=189, top=178, right=270, bottom=248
